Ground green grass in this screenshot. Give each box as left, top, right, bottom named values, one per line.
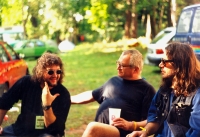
left=3, top=42, right=161, bottom=137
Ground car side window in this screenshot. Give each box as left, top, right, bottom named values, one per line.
left=36, top=40, right=45, bottom=47
left=26, top=42, right=34, bottom=48
left=177, top=10, right=193, bottom=33
left=192, top=8, right=200, bottom=33
left=0, top=44, right=10, bottom=62
left=4, top=43, right=18, bottom=60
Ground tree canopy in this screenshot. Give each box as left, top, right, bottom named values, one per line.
left=0, top=0, right=198, bottom=43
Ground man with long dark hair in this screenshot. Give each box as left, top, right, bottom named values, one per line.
left=0, top=52, right=71, bottom=137
left=127, top=42, right=200, bottom=137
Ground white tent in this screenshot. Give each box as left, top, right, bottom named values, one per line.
left=58, top=40, right=75, bottom=52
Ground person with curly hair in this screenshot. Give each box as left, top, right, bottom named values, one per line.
left=127, top=42, right=200, bottom=137
left=0, top=52, right=71, bottom=137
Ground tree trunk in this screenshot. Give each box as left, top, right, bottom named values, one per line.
left=131, top=0, right=137, bottom=38
left=158, top=0, right=165, bottom=30
left=150, top=7, right=157, bottom=38
left=145, top=14, right=151, bottom=39
left=167, top=0, right=173, bottom=27
left=124, top=10, right=131, bottom=39
left=171, top=0, right=176, bottom=27
left=23, top=11, right=29, bottom=38
left=0, top=18, right=1, bottom=26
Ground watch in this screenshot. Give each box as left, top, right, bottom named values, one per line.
left=42, top=105, right=51, bottom=111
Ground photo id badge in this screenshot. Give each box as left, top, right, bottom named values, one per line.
left=35, top=116, right=44, bottom=129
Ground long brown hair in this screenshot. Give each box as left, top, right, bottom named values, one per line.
left=162, top=42, right=200, bottom=96
left=31, top=52, right=64, bottom=84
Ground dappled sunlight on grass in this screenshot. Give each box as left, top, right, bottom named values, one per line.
left=3, top=42, right=160, bottom=137
left=63, top=42, right=161, bottom=137
left=87, top=104, right=99, bottom=109
left=65, top=37, right=150, bottom=55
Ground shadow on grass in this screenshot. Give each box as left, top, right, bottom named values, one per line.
left=152, top=69, right=161, bottom=74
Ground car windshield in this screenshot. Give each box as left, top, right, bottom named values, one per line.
left=14, top=41, right=25, bottom=48
left=192, top=8, right=200, bottom=33
left=177, top=9, right=193, bottom=33
left=151, top=30, right=173, bottom=44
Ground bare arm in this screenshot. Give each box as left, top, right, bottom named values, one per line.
left=113, top=118, right=147, bottom=131
left=71, top=90, right=95, bottom=104
left=126, top=122, right=160, bottom=137
left=143, top=122, right=160, bottom=136
left=134, top=120, right=147, bottom=130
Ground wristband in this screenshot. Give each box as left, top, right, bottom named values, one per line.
left=133, top=121, right=137, bottom=131
left=42, top=105, right=51, bottom=111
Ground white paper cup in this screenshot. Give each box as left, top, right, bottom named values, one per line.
left=109, top=108, right=121, bottom=125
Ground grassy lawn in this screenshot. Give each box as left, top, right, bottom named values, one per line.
left=3, top=42, right=161, bottom=137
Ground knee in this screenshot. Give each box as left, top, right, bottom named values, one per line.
left=82, top=122, right=99, bottom=136
left=85, top=122, right=99, bottom=132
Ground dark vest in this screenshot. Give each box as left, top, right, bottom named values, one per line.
left=155, top=88, right=196, bottom=137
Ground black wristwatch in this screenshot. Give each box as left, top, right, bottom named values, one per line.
left=42, top=105, right=51, bottom=111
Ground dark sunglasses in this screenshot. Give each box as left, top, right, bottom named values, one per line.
left=47, top=70, right=62, bottom=75
left=161, top=58, right=174, bottom=66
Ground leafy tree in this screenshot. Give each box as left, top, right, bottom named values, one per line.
left=0, top=0, right=196, bottom=42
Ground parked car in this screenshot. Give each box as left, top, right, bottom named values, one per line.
left=145, top=27, right=176, bottom=66
left=13, top=39, right=59, bottom=58
left=0, top=41, right=29, bottom=96
left=173, top=4, right=200, bottom=60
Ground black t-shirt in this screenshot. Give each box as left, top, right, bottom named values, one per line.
left=0, top=75, right=71, bottom=136
left=92, top=76, right=156, bottom=137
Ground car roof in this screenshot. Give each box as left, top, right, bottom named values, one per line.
left=149, top=27, right=175, bottom=45
left=163, top=27, right=176, bottom=31
left=183, top=4, right=200, bottom=10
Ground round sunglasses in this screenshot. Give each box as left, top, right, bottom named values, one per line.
left=47, top=70, right=62, bottom=75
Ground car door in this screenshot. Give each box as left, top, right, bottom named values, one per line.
left=0, top=43, right=9, bottom=86
left=0, top=43, right=19, bottom=88
left=4, top=44, right=27, bottom=86
left=34, top=40, right=46, bottom=57
left=22, top=41, right=35, bottom=57
left=3, top=43, right=27, bottom=87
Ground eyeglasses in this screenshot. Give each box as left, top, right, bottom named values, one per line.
left=47, top=69, right=62, bottom=75
left=161, top=58, right=174, bottom=66
left=116, top=61, right=132, bottom=68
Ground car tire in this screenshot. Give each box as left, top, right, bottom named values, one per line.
left=46, top=50, right=52, bottom=53
left=0, top=83, right=9, bottom=97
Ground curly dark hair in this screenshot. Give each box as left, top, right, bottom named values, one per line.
left=31, top=52, right=64, bottom=84
left=161, top=42, right=200, bottom=96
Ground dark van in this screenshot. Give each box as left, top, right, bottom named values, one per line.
left=173, top=4, right=200, bottom=59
